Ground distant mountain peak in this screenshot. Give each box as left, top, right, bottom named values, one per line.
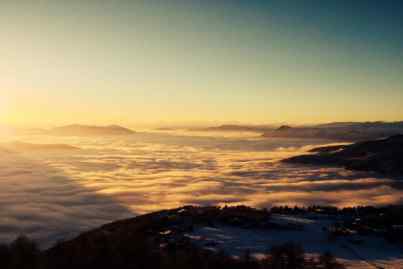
left=49, top=124, right=135, bottom=136
left=276, top=125, right=292, bottom=131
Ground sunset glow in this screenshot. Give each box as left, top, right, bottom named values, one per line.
left=1, top=2, right=402, bottom=267
left=1, top=1, right=403, bottom=126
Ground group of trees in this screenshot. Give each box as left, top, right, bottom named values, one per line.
left=254, top=243, right=344, bottom=269
left=0, top=236, right=345, bottom=269
left=0, top=236, right=42, bottom=269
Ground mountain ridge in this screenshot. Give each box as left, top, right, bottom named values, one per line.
left=48, top=124, right=135, bottom=136
left=284, top=135, right=403, bottom=176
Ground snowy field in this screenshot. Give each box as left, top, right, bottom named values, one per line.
left=186, top=214, right=403, bottom=269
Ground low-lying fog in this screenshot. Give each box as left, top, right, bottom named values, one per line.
left=0, top=131, right=402, bottom=247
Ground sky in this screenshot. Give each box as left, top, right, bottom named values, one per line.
left=1, top=0, right=403, bottom=127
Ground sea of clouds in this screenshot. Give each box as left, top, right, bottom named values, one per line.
left=0, top=132, right=402, bottom=248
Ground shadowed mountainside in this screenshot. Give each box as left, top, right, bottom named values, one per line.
left=1, top=206, right=350, bottom=269
left=284, top=135, right=403, bottom=177
left=4, top=205, right=403, bottom=269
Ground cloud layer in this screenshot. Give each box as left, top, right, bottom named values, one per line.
left=1, top=132, right=402, bottom=247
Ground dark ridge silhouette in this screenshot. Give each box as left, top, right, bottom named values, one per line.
left=0, top=206, right=351, bottom=269
left=194, top=124, right=275, bottom=133
left=48, top=124, right=135, bottom=136
left=316, top=121, right=403, bottom=129
left=263, top=121, right=403, bottom=141
left=284, top=135, right=403, bottom=176
left=185, top=121, right=403, bottom=141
